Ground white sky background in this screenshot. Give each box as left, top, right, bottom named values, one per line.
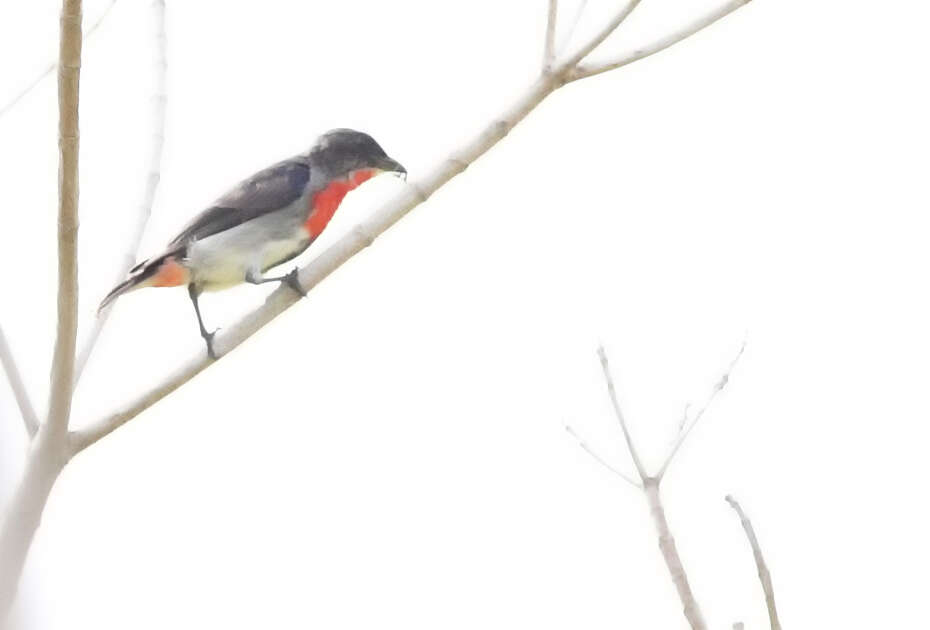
left=1, top=0, right=928, bottom=628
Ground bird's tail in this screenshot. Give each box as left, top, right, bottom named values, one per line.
left=98, top=251, right=183, bottom=313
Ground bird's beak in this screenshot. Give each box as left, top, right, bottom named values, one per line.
left=378, top=156, right=407, bottom=180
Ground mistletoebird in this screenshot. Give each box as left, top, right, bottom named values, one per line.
left=100, top=128, right=406, bottom=359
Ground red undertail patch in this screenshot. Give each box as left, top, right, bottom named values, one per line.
left=151, top=257, right=189, bottom=287
left=305, top=169, right=378, bottom=237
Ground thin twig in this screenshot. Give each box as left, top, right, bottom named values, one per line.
left=727, top=496, right=781, bottom=630
left=570, top=0, right=753, bottom=81
left=0, top=0, right=117, bottom=120
left=74, top=0, right=166, bottom=384
left=46, top=0, right=83, bottom=438
left=556, top=0, right=588, bottom=56
left=655, top=339, right=745, bottom=480
left=543, top=0, right=558, bottom=70
left=559, top=0, right=644, bottom=71
left=565, top=425, right=640, bottom=488
left=597, top=346, right=649, bottom=480
left=0, top=326, right=39, bottom=437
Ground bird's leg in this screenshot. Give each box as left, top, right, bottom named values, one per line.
left=188, top=284, right=218, bottom=360
left=245, top=268, right=306, bottom=298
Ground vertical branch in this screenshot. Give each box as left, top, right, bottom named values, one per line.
left=46, top=0, right=83, bottom=436
left=542, top=0, right=558, bottom=69
left=74, top=0, right=167, bottom=383
left=727, top=496, right=782, bottom=630
left=597, top=346, right=649, bottom=480
left=0, top=327, right=39, bottom=437
left=1, top=3, right=82, bottom=615
left=644, top=480, right=707, bottom=630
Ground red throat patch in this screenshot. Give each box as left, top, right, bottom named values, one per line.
left=151, top=257, right=189, bottom=287
left=305, top=169, right=377, bottom=237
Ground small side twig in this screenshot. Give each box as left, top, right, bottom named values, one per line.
left=559, top=0, right=644, bottom=70
left=0, top=325, right=39, bottom=437
left=0, top=0, right=118, bottom=120
left=565, top=425, right=640, bottom=488
left=74, top=0, right=167, bottom=384
left=727, top=495, right=782, bottom=630
left=597, top=346, right=648, bottom=480
left=656, top=339, right=745, bottom=480
left=542, top=0, right=558, bottom=70
left=556, top=0, right=588, bottom=56
left=569, top=0, right=753, bottom=82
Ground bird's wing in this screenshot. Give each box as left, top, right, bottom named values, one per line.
left=169, top=158, right=311, bottom=246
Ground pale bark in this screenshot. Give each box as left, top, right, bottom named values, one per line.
left=558, top=0, right=644, bottom=71
left=597, top=345, right=648, bottom=479
left=645, top=480, right=707, bottom=630
left=570, top=0, right=753, bottom=82
left=0, top=0, right=82, bottom=617
left=47, top=0, right=83, bottom=439
left=543, top=0, right=558, bottom=70
left=656, top=340, right=745, bottom=480
left=727, top=495, right=781, bottom=630
left=0, top=327, right=38, bottom=438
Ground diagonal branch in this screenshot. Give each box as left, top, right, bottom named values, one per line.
left=542, top=0, right=558, bottom=70
left=68, top=0, right=757, bottom=454
left=727, top=495, right=781, bottom=630
left=0, top=0, right=118, bottom=121
left=558, top=0, right=644, bottom=71
left=46, top=0, right=83, bottom=437
left=655, top=339, right=745, bottom=480
left=569, top=0, right=753, bottom=82
left=565, top=424, right=641, bottom=488
left=597, top=345, right=649, bottom=480
left=74, top=0, right=166, bottom=384
left=0, top=325, right=39, bottom=437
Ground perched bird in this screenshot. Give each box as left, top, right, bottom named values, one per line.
left=100, top=128, right=405, bottom=359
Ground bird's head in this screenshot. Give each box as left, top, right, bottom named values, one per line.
left=307, top=128, right=406, bottom=182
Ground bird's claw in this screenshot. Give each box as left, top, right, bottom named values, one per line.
left=203, top=329, right=219, bottom=360
left=284, top=268, right=306, bottom=298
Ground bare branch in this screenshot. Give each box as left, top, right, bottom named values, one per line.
left=69, top=76, right=562, bottom=453
left=46, top=0, right=83, bottom=437
left=597, top=346, right=649, bottom=480
left=645, top=480, right=707, bottom=630
left=565, top=425, right=641, bottom=488
left=74, top=0, right=166, bottom=384
left=543, top=0, right=558, bottom=70
left=569, top=0, right=753, bottom=82
left=0, top=2, right=83, bottom=615
left=727, top=496, right=782, bottom=630
left=558, top=0, right=644, bottom=71
left=0, top=326, right=39, bottom=438
left=656, top=339, right=745, bottom=480
left=0, top=0, right=117, bottom=120
left=556, top=0, right=588, bottom=56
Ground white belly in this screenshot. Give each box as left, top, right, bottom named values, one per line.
left=187, top=223, right=309, bottom=291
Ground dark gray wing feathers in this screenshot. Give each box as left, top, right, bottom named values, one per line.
left=169, top=159, right=310, bottom=246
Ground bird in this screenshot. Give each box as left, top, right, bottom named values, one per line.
left=99, top=128, right=406, bottom=359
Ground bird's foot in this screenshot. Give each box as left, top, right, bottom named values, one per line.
left=283, top=268, right=306, bottom=298
left=203, top=329, right=219, bottom=360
